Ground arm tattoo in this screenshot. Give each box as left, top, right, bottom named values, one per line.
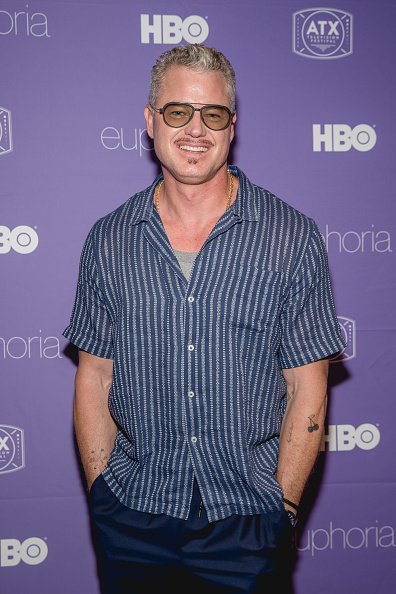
left=307, top=415, right=319, bottom=433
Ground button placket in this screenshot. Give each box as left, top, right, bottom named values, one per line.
left=184, top=284, right=200, bottom=452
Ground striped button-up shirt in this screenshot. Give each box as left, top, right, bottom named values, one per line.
left=63, top=165, right=345, bottom=522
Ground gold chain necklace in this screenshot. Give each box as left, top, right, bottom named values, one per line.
left=154, top=171, right=234, bottom=214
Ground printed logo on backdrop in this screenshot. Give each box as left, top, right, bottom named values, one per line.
left=298, top=520, right=395, bottom=556
left=0, top=225, right=39, bottom=254
left=321, top=423, right=380, bottom=451
left=330, top=316, right=355, bottom=363
left=0, top=4, right=50, bottom=37
left=0, top=330, right=62, bottom=359
left=101, top=127, right=153, bottom=156
left=0, top=425, right=25, bottom=474
left=293, top=8, right=353, bottom=59
left=141, top=14, right=209, bottom=44
left=0, top=538, right=48, bottom=566
left=323, top=225, right=392, bottom=254
left=313, top=124, right=377, bottom=152
left=0, top=107, right=12, bottom=155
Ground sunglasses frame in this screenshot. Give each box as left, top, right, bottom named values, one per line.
left=151, top=102, right=234, bottom=131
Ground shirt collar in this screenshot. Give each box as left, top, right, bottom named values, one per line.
left=129, top=174, right=161, bottom=224
left=129, top=165, right=260, bottom=224
left=227, top=165, right=259, bottom=222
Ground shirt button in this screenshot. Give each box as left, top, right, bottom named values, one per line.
left=187, top=344, right=195, bottom=351
left=187, top=295, right=194, bottom=303
left=191, top=436, right=198, bottom=444
left=188, top=390, right=195, bottom=398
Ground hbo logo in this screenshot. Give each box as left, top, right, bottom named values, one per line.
left=313, top=124, right=377, bottom=152
left=141, top=14, right=209, bottom=44
left=0, top=537, right=48, bottom=566
left=322, top=423, right=380, bottom=451
left=0, top=225, right=39, bottom=254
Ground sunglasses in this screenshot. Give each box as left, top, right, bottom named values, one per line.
left=150, top=102, right=234, bottom=131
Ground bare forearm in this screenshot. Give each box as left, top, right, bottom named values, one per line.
left=276, top=359, right=329, bottom=509
left=276, top=395, right=326, bottom=504
left=74, top=353, right=116, bottom=490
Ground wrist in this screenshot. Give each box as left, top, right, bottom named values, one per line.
left=282, top=497, right=300, bottom=513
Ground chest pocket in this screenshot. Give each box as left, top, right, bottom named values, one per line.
left=226, top=267, right=284, bottom=334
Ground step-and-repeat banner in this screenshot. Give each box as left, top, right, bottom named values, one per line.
left=1, top=1, right=395, bottom=593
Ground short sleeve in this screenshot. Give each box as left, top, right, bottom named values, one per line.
left=279, top=221, right=346, bottom=368
left=63, top=230, right=114, bottom=359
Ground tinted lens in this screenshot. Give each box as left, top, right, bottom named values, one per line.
left=163, top=104, right=193, bottom=128
left=201, top=105, right=232, bottom=130
left=161, top=103, right=232, bottom=130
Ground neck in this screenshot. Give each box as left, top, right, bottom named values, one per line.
left=155, top=167, right=236, bottom=223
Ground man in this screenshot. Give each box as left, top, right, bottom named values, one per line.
left=63, top=44, right=345, bottom=593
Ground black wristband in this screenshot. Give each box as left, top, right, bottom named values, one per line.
left=282, top=497, right=299, bottom=512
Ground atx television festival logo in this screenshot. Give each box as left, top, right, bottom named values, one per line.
left=312, top=124, right=377, bottom=152
left=0, top=107, right=12, bottom=155
left=141, top=14, right=209, bottom=44
left=0, top=425, right=25, bottom=474
left=293, top=8, right=353, bottom=59
left=330, top=316, right=356, bottom=363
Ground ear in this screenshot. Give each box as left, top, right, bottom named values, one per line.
left=144, top=105, right=154, bottom=139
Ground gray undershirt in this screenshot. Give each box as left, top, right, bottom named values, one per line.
left=174, top=249, right=198, bottom=281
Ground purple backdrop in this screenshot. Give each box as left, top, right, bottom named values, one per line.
left=1, top=1, right=395, bottom=593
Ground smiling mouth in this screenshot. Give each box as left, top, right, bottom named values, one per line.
left=179, top=145, right=208, bottom=152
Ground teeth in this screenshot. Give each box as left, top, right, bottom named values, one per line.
left=179, top=145, right=208, bottom=152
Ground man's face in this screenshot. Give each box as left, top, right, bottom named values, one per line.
left=144, top=66, right=236, bottom=186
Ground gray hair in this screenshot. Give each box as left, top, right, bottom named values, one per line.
left=149, top=44, right=236, bottom=112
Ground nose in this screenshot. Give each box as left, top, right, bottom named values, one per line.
left=184, top=108, right=206, bottom=137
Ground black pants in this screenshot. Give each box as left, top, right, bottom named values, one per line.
left=89, top=474, right=295, bottom=594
